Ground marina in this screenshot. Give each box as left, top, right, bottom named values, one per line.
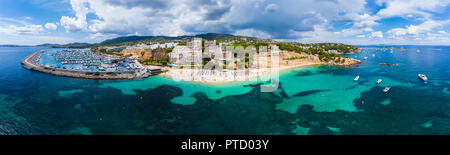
left=22, top=49, right=162, bottom=79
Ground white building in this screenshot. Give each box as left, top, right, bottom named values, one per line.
left=151, top=44, right=160, bottom=49
left=169, top=39, right=202, bottom=66
left=169, top=38, right=239, bottom=66
left=205, top=43, right=232, bottom=61
left=150, top=42, right=178, bottom=49
left=326, top=50, right=339, bottom=54
left=135, top=43, right=151, bottom=49
left=188, top=38, right=202, bottom=52
left=204, top=40, right=216, bottom=47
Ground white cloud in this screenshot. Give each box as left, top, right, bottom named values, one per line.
left=21, top=0, right=445, bottom=45
left=328, top=0, right=450, bottom=42
left=425, top=31, right=449, bottom=41
left=331, top=13, right=379, bottom=38
left=60, top=0, right=89, bottom=32
left=0, top=34, right=75, bottom=46
left=0, top=16, right=65, bottom=45
left=370, top=31, right=383, bottom=39
left=88, top=32, right=121, bottom=42
left=0, top=24, right=44, bottom=35
left=264, top=3, right=278, bottom=13
left=45, top=23, right=58, bottom=30
left=294, top=25, right=340, bottom=43
left=376, top=0, right=450, bottom=19
left=58, top=0, right=370, bottom=39
left=387, top=20, right=450, bottom=38
left=353, top=14, right=380, bottom=28
left=0, top=17, right=29, bottom=25
left=387, top=28, right=408, bottom=38
left=234, top=29, right=272, bottom=39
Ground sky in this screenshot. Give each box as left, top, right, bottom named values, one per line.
left=0, top=0, right=449, bottom=45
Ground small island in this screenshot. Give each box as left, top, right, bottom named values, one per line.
left=21, top=33, right=361, bottom=81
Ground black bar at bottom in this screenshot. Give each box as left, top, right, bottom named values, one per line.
left=0, top=135, right=445, bottom=153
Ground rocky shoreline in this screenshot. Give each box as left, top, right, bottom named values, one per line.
left=279, top=51, right=361, bottom=66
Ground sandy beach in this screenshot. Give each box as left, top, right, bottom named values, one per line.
left=161, top=62, right=322, bottom=84
left=161, top=50, right=360, bottom=84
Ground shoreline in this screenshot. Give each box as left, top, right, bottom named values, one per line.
left=22, top=50, right=360, bottom=82
left=160, top=62, right=323, bottom=84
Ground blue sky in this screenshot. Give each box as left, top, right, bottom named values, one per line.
left=0, top=0, right=449, bottom=45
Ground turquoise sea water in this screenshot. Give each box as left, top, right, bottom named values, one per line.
left=0, top=46, right=449, bottom=135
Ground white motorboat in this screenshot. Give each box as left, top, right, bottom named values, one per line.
left=376, top=79, right=382, bottom=84
left=354, top=76, right=360, bottom=81
left=383, top=87, right=391, bottom=93
left=418, top=74, right=428, bottom=81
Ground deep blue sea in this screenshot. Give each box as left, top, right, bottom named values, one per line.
left=0, top=46, right=449, bottom=135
